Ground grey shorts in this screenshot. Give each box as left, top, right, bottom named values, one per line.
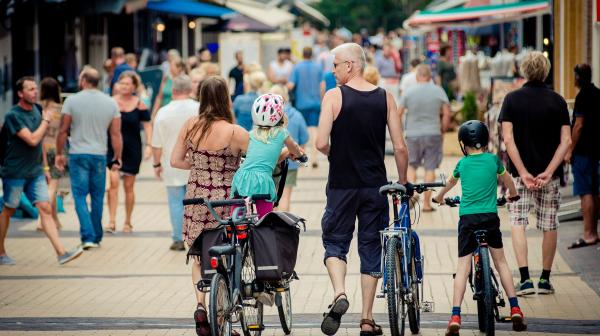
left=407, top=135, right=443, bottom=171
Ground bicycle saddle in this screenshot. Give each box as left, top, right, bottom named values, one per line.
left=379, top=183, right=407, bottom=196
left=208, top=245, right=236, bottom=257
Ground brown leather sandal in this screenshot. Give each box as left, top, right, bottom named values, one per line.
left=360, top=319, right=383, bottom=336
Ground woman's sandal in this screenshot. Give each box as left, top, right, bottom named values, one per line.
left=320, top=293, right=350, bottom=335
left=194, top=304, right=210, bottom=336
left=123, top=222, right=133, bottom=233
left=360, top=318, right=383, bottom=336
left=104, top=221, right=116, bottom=233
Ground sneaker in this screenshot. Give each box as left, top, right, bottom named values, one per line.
left=537, top=279, right=555, bottom=294
left=445, top=315, right=461, bottom=336
left=515, top=279, right=536, bottom=296
left=81, top=242, right=99, bottom=250
left=58, top=246, right=83, bottom=265
left=169, top=241, right=185, bottom=251
left=510, top=307, right=527, bottom=331
left=0, top=255, right=16, bottom=265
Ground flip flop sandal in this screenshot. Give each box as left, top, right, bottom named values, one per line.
left=568, top=238, right=598, bottom=249
left=194, top=304, right=210, bottom=336
left=360, top=319, right=383, bottom=335
left=321, top=293, right=350, bottom=335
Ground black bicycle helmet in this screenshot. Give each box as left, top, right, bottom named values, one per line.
left=458, top=120, right=489, bottom=156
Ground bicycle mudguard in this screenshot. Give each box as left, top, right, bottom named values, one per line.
left=411, top=231, right=423, bottom=281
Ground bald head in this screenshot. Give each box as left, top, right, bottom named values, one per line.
left=415, top=64, right=432, bottom=82
left=80, top=67, right=100, bottom=88
left=331, top=43, right=367, bottom=71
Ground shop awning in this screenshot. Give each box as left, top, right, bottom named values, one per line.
left=406, top=0, right=549, bottom=27
left=293, top=0, right=330, bottom=26
left=225, top=0, right=296, bottom=28
left=147, top=0, right=235, bottom=18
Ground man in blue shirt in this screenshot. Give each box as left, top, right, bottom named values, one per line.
left=288, top=47, right=322, bottom=168
left=110, top=47, right=133, bottom=95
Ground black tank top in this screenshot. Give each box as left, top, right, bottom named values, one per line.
left=328, top=85, right=388, bottom=189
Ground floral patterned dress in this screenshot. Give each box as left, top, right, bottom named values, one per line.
left=183, top=140, right=241, bottom=247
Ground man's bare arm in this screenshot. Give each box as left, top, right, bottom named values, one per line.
left=542, top=125, right=572, bottom=178
left=388, top=91, right=408, bottom=183
left=315, top=89, right=338, bottom=156
left=441, top=103, right=451, bottom=132
left=56, top=114, right=71, bottom=156
left=109, top=117, right=123, bottom=161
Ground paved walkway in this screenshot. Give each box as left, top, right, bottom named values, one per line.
left=1, top=154, right=599, bottom=335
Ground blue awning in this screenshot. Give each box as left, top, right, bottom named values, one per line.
left=147, top=0, right=235, bottom=18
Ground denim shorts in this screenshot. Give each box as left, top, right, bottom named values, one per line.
left=321, top=186, right=389, bottom=276
left=572, top=154, right=599, bottom=196
left=2, top=175, right=50, bottom=209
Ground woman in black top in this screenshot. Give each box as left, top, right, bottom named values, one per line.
left=106, top=71, right=152, bottom=233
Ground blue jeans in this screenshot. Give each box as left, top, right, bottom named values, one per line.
left=69, top=154, right=106, bottom=244
left=166, top=185, right=186, bottom=243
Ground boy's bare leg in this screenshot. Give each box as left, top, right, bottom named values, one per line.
left=452, top=255, right=472, bottom=306
left=490, top=247, right=517, bottom=297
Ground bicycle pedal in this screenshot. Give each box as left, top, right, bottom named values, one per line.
left=247, top=324, right=265, bottom=331
left=422, top=301, right=434, bottom=312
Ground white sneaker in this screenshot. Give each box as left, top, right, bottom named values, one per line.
left=81, top=242, right=100, bottom=250
left=0, top=255, right=16, bottom=265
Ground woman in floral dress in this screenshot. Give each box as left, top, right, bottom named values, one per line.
left=171, top=76, right=249, bottom=336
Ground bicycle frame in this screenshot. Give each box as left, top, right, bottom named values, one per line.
left=380, top=193, right=423, bottom=302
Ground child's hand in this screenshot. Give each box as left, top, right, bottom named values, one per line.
left=432, top=194, right=445, bottom=205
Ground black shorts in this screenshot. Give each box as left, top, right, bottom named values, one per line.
left=321, top=185, right=389, bottom=276
left=458, top=213, right=503, bottom=257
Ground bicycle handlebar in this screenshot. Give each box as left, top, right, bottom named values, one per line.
left=432, top=195, right=521, bottom=207
left=182, top=194, right=271, bottom=224
left=380, top=181, right=446, bottom=196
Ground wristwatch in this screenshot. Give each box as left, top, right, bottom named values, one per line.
left=109, top=159, right=121, bottom=168
left=153, top=163, right=162, bottom=168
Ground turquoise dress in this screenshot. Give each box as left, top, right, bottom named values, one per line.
left=231, top=128, right=289, bottom=202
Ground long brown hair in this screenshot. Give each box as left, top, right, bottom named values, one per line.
left=186, top=76, right=233, bottom=147
left=40, top=77, right=62, bottom=104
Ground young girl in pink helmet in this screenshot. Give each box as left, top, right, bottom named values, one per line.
left=230, top=93, right=304, bottom=217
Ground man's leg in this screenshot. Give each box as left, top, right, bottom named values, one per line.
left=423, top=169, right=436, bottom=210
left=36, top=201, right=66, bottom=256
left=69, top=155, right=94, bottom=243
left=0, top=207, right=16, bottom=257
left=508, top=178, right=534, bottom=294
left=541, top=229, right=558, bottom=271
left=356, top=188, right=389, bottom=331
left=580, top=195, right=597, bottom=242
left=90, top=156, right=107, bottom=243
left=325, top=257, right=347, bottom=298
left=166, top=185, right=186, bottom=243
left=534, top=179, right=560, bottom=293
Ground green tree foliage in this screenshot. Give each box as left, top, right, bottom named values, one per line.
left=316, top=0, right=433, bottom=32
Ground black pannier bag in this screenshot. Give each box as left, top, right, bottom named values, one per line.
left=251, top=211, right=305, bottom=281
left=186, top=227, right=227, bottom=281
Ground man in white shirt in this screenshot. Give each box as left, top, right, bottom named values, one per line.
left=151, top=75, right=198, bottom=251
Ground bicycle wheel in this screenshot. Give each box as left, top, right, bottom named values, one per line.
left=210, top=273, right=232, bottom=336
left=407, top=249, right=420, bottom=334
left=240, top=244, right=263, bottom=336
left=386, top=237, right=406, bottom=336
left=276, top=285, right=292, bottom=334
left=480, top=246, right=495, bottom=336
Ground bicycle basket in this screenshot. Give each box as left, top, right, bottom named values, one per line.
left=186, top=227, right=227, bottom=281
left=251, top=211, right=305, bottom=281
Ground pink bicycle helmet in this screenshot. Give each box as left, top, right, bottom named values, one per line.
left=251, top=93, right=284, bottom=127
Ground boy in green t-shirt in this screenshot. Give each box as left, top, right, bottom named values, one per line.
left=433, top=120, right=527, bottom=335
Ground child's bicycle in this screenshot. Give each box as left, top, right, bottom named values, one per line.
left=434, top=195, right=520, bottom=336
left=378, top=181, right=445, bottom=336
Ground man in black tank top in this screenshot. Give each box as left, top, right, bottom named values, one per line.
left=316, top=43, right=409, bottom=335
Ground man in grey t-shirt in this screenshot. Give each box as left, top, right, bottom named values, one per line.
left=399, top=64, right=450, bottom=211
left=55, top=67, right=122, bottom=248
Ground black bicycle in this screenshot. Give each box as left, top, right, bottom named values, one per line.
left=435, top=196, right=518, bottom=336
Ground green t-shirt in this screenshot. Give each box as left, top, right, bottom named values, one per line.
left=453, top=152, right=506, bottom=216
left=1, top=105, right=44, bottom=179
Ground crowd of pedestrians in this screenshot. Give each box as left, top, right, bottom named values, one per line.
left=0, top=25, right=598, bottom=336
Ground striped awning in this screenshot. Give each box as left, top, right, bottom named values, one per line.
left=406, top=0, right=549, bottom=27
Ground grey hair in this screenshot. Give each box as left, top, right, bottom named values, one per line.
left=330, top=43, right=367, bottom=72
left=172, top=74, right=192, bottom=94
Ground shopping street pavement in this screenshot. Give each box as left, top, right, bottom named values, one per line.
left=1, top=154, right=600, bottom=335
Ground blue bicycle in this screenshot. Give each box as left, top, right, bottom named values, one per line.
left=378, top=181, right=444, bottom=336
